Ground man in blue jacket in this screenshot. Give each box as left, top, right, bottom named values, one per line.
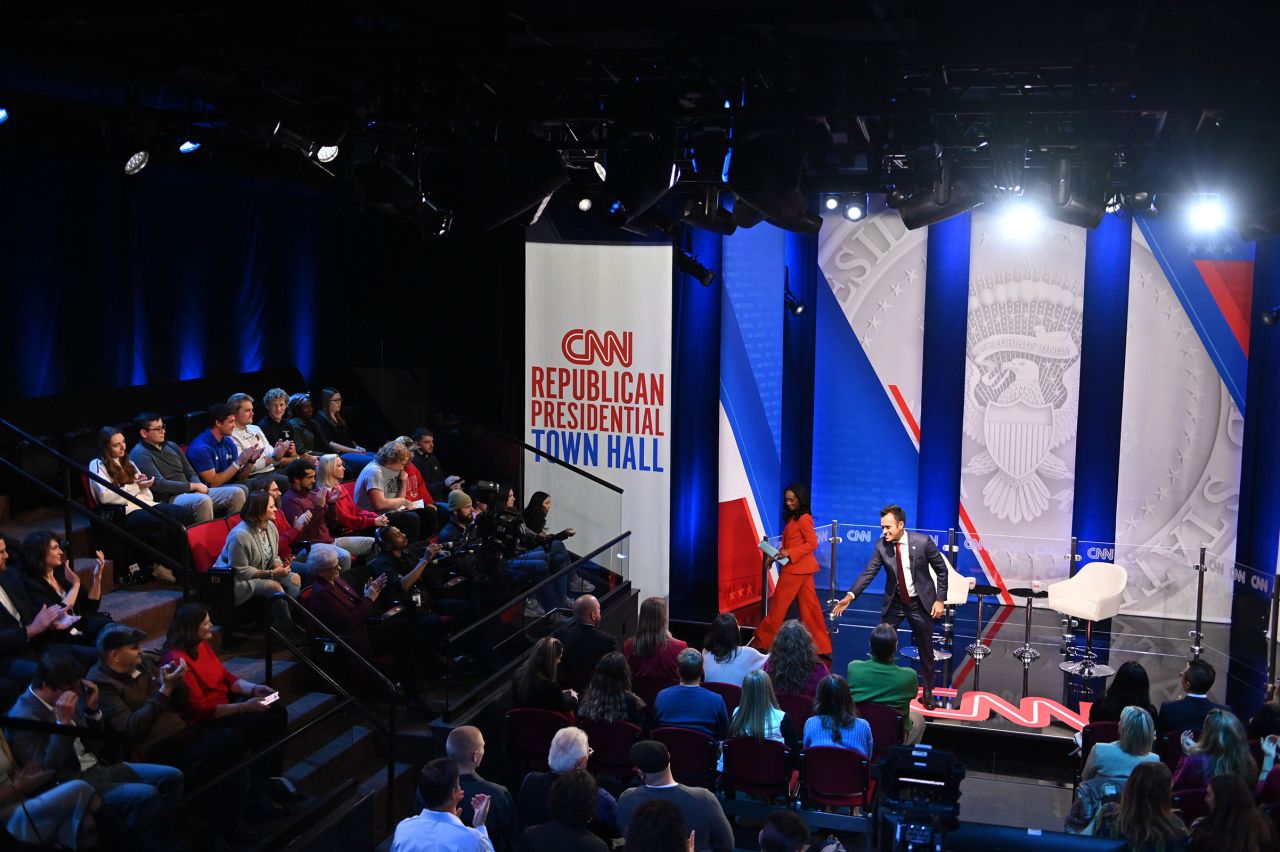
left=654, top=649, right=728, bottom=739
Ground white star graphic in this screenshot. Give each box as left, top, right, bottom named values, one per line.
left=890, top=281, right=905, bottom=297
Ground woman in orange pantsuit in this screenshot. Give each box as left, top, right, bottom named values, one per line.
left=752, top=483, right=833, bottom=655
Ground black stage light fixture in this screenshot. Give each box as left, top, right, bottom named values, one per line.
left=1021, top=158, right=1105, bottom=230
left=726, top=132, right=821, bottom=234
left=1262, top=305, right=1280, bottom=327
left=467, top=134, right=570, bottom=231
left=676, top=250, right=716, bottom=286
left=842, top=193, right=869, bottom=222
left=274, top=122, right=341, bottom=163
left=680, top=186, right=737, bottom=235
left=783, top=268, right=805, bottom=315
left=600, top=130, right=679, bottom=227
left=898, top=178, right=981, bottom=229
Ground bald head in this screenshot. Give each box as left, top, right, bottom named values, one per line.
left=574, top=595, right=601, bottom=625
left=445, top=725, right=486, bottom=774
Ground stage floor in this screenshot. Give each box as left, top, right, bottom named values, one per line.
left=734, top=591, right=1235, bottom=741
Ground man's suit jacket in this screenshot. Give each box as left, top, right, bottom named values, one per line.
left=848, top=532, right=948, bottom=615
left=0, top=569, right=38, bottom=658
left=556, top=622, right=618, bottom=679
left=7, top=689, right=113, bottom=779
left=1157, top=695, right=1226, bottom=733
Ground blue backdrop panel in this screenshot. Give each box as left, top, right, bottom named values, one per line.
left=781, top=231, right=818, bottom=501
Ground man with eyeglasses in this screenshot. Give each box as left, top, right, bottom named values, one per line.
left=129, top=411, right=246, bottom=524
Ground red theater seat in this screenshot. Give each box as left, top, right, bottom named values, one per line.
left=856, top=701, right=905, bottom=765
left=701, top=681, right=741, bottom=715
left=776, top=692, right=813, bottom=729
left=721, top=737, right=793, bottom=801
left=651, top=726, right=719, bottom=789
left=800, top=746, right=871, bottom=810
left=579, top=719, right=643, bottom=778
left=506, top=708, right=571, bottom=773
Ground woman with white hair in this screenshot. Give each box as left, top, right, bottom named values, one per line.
left=1083, top=705, right=1161, bottom=782
left=516, top=727, right=619, bottom=836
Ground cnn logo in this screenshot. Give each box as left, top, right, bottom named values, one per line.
left=561, top=329, right=633, bottom=367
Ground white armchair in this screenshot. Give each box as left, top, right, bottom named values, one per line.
left=1048, top=561, right=1128, bottom=678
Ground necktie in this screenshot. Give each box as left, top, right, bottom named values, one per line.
left=894, top=540, right=911, bottom=604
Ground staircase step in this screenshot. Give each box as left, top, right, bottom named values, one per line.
left=284, top=725, right=380, bottom=795
left=282, top=692, right=356, bottom=766
left=224, top=655, right=302, bottom=697
left=99, top=587, right=183, bottom=640
left=359, top=761, right=418, bottom=846
left=71, top=556, right=114, bottom=596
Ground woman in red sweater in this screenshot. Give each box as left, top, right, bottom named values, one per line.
left=161, top=603, right=291, bottom=793
left=752, top=483, right=833, bottom=656
left=623, top=596, right=687, bottom=684
left=317, top=454, right=386, bottom=535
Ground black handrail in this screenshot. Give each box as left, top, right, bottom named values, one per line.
left=471, top=422, right=625, bottom=495
left=446, top=530, right=632, bottom=645
left=266, top=591, right=398, bottom=833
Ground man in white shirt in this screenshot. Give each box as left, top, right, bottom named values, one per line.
left=227, top=392, right=297, bottom=491
left=393, top=757, right=492, bottom=852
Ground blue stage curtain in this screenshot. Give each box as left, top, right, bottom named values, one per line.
left=1229, top=235, right=1280, bottom=715
left=916, top=212, right=972, bottom=537
left=1070, top=211, right=1133, bottom=566
left=669, top=226, right=723, bottom=619
left=781, top=231, right=817, bottom=504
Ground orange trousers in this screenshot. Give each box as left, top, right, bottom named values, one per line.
left=753, top=572, right=833, bottom=655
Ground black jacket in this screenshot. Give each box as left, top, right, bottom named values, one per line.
left=1157, top=696, right=1227, bottom=733
left=518, top=820, right=609, bottom=852
left=555, top=623, right=618, bottom=682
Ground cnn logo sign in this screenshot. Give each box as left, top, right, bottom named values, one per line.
left=561, top=329, right=633, bottom=367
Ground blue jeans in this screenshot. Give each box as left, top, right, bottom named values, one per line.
left=510, top=549, right=569, bottom=611
left=86, top=761, right=184, bottom=846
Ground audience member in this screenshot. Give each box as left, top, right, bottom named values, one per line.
left=393, top=758, right=492, bottom=852
left=758, top=810, right=810, bottom=852
left=489, top=484, right=569, bottom=618
left=227, top=392, right=296, bottom=492
left=314, top=454, right=390, bottom=540
left=726, top=670, right=798, bottom=753
left=306, top=544, right=436, bottom=714
left=1172, top=707, right=1258, bottom=791
left=446, top=726, right=516, bottom=852
left=577, top=651, right=646, bottom=727
left=88, top=425, right=190, bottom=584
left=21, top=534, right=110, bottom=643
left=437, top=490, right=477, bottom=550
left=654, top=649, right=729, bottom=739
left=617, top=740, right=732, bottom=852
left=557, top=595, right=618, bottom=683
left=702, top=612, right=766, bottom=687
left=160, top=604, right=293, bottom=800
left=1158, top=660, right=1227, bottom=733
left=1090, top=661, right=1159, bottom=725
left=517, top=727, right=618, bottom=833
left=213, top=491, right=301, bottom=627
left=285, top=393, right=325, bottom=460
left=1249, top=678, right=1280, bottom=740
left=524, top=491, right=592, bottom=596
left=517, top=770, right=609, bottom=852
left=1188, top=773, right=1275, bottom=852
left=1094, top=762, right=1188, bottom=851
left=130, top=411, right=245, bottom=522
left=803, top=674, right=873, bottom=757
left=259, top=388, right=312, bottom=463
left=278, top=461, right=365, bottom=570
left=848, top=623, right=925, bottom=745
left=185, top=402, right=257, bottom=495
left=396, top=436, right=436, bottom=510
left=512, top=637, right=578, bottom=713
left=313, top=387, right=374, bottom=473
left=354, top=440, right=427, bottom=541
left=0, top=535, right=87, bottom=693
left=0, top=732, right=98, bottom=849
left=6, top=650, right=183, bottom=850
left=1083, top=706, right=1161, bottom=783
left=763, top=619, right=828, bottom=700
left=411, top=428, right=448, bottom=503
left=362, top=525, right=459, bottom=643
left=624, top=597, right=688, bottom=684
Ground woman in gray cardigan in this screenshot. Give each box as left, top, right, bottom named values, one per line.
left=214, top=490, right=302, bottom=625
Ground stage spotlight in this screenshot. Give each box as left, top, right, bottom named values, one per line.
left=676, top=250, right=716, bottom=286
left=897, top=180, right=981, bottom=230
left=593, top=160, right=607, bottom=182
left=824, top=195, right=840, bottom=211
left=843, top=193, right=868, bottom=222
left=124, top=149, right=150, bottom=175
left=1261, top=305, right=1280, bottom=326
left=599, top=130, right=679, bottom=227
left=274, top=122, right=341, bottom=164
left=577, top=197, right=593, bottom=212
left=316, top=144, right=340, bottom=163
left=1189, top=196, right=1227, bottom=232
left=679, top=187, right=737, bottom=235
left=784, top=289, right=805, bottom=316
left=178, top=140, right=202, bottom=154
left=1001, top=202, right=1040, bottom=239
left=726, top=132, right=819, bottom=234
left=0, top=107, right=9, bottom=125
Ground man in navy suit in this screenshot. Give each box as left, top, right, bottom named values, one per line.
left=1157, top=659, right=1228, bottom=733
left=831, top=504, right=947, bottom=706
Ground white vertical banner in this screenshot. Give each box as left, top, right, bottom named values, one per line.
left=961, top=212, right=1086, bottom=588
left=524, top=241, right=672, bottom=599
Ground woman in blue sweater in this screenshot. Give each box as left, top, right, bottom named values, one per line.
left=803, top=674, right=873, bottom=757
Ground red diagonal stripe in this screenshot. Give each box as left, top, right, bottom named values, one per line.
left=1195, top=259, right=1254, bottom=355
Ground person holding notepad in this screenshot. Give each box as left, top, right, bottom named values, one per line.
left=752, top=484, right=832, bottom=656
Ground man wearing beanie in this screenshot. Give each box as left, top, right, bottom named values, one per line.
left=437, top=489, right=477, bottom=550
left=617, top=741, right=733, bottom=852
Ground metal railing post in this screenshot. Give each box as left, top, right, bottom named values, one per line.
left=827, top=520, right=840, bottom=605
left=760, top=536, right=770, bottom=618
left=62, top=464, right=75, bottom=563
left=1190, top=546, right=1206, bottom=661
left=1268, top=579, right=1279, bottom=686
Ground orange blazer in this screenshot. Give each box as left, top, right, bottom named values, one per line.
left=780, top=513, right=820, bottom=575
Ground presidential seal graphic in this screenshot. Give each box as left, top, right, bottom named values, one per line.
left=962, top=271, right=1082, bottom=524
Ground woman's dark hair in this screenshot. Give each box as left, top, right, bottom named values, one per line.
left=524, top=490, right=551, bottom=532
left=1105, top=660, right=1152, bottom=712
left=768, top=619, right=819, bottom=695
left=783, top=482, right=811, bottom=523
left=514, top=636, right=563, bottom=704
left=1112, top=762, right=1184, bottom=850
left=20, top=531, right=60, bottom=579
left=704, top=612, right=743, bottom=665
left=624, top=799, right=689, bottom=852
left=1189, top=774, right=1275, bottom=852
left=96, top=426, right=139, bottom=486
left=632, top=597, right=673, bottom=658
left=317, top=387, right=345, bottom=426
left=548, top=770, right=597, bottom=829
left=813, top=674, right=858, bottom=744
left=242, top=491, right=273, bottom=529
left=285, top=393, right=312, bottom=419
left=578, top=652, right=644, bottom=723
left=164, top=603, right=212, bottom=659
